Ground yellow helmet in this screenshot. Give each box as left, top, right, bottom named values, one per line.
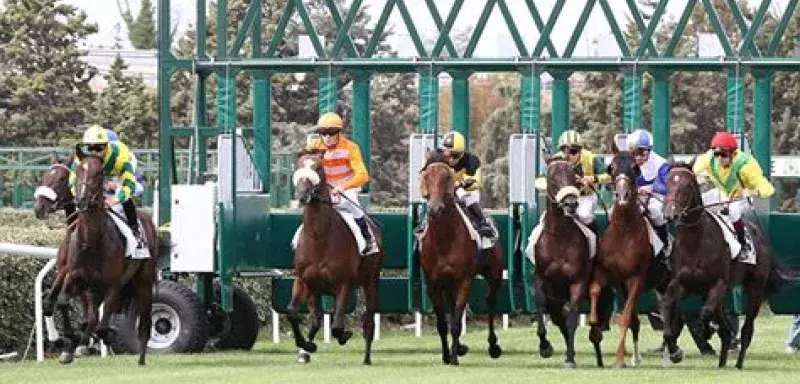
left=317, top=112, right=343, bottom=130
left=557, top=130, right=582, bottom=149
left=82, top=125, right=109, bottom=145
left=442, top=131, right=466, bottom=153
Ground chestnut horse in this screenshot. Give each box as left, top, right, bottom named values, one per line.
left=289, top=149, right=384, bottom=365
left=56, top=154, right=159, bottom=365
left=662, top=162, right=794, bottom=369
left=532, top=158, right=593, bottom=368
left=589, top=150, right=670, bottom=368
left=418, top=149, right=503, bottom=365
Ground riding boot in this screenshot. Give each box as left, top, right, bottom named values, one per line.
left=355, top=217, right=378, bottom=255
left=654, top=224, right=670, bottom=258
left=466, top=203, right=494, bottom=237
left=122, top=199, right=146, bottom=257
left=733, top=220, right=750, bottom=259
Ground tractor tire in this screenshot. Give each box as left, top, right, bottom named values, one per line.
left=212, top=284, right=260, bottom=350
left=109, top=280, right=209, bottom=354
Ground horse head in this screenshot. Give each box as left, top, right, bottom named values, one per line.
left=419, top=148, right=455, bottom=219
left=74, top=154, right=106, bottom=212
left=545, top=157, right=580, bottom=216
left=608, top=150, right=639, bottom=206
left=664, top=162, right=701, bottom=222
left=34, top=153, right=74, bottom=219
left=293, top=149, right=328, bottom=205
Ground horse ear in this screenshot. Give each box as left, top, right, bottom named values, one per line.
left=50, top=152, right=61, bottom=164
left=74, top=144, right=86, bottom=162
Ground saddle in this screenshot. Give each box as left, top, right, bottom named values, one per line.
left=413, top=204, right=498, bottom=250
left=291, top=210, right=372, bottom=256
left=525, top=213, right=597, bottom=264
left=107, top=204, right=150, bottom=259
left=706, top=211, right=756, bottom=265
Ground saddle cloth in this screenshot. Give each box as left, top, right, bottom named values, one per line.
left=291, top=210, right=368, bottom=255
left=107, top=204, right=150, bottom=259
left=525, top=213, right=597, bottom=264
left=706, top=211, right=756, bottom=265
left=643, top=218, right=665, bottom=257
left=414, top=204, right=498, bottom=251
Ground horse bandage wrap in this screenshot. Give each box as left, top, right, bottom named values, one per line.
left=34, top=186, right=57, bottom=201
left=555, top=186, right=580, bottom=203
left=293, top=165, right=321, bottom=187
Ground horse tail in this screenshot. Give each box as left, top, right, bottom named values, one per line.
left=116, top=281, right=137, bottom=314
left=766, top=261, right=800, bottom=295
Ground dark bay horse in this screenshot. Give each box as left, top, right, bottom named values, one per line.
left=533, top=158, right=592, bottom=368
left=289, top=149, right=384, bottom=365
left=590, top=150, right=670, bottom=368
left=662, top=162, right=793, bottom=369
left=33, top=153, right=76, bottom=220
left=56, top=154, right=159, bottom=365
left=418, top=149, right=503, bottom=365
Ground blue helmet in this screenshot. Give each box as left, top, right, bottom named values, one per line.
left=628, top=129, right=653, bottom=150
left=105, top=128, right=119, bottom=142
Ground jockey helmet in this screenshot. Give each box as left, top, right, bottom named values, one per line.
left=317, top=112, right=344, bottom=131
left=558, top=130, right=582, bottom=149
left=628, top=129, right=653, bottom=150
left=82, top=125, right=109, bottom=145
left=710, top=131, right=738, bottom=151
left=442, top=131, right=466, bottom=153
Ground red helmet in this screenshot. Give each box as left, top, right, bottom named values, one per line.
left=710, top=131, right=738, bottom=150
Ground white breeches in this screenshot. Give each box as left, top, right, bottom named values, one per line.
left=640, top=194, right=667, bottom=226
left=702, top=188, right=751, bottom=222
left=456, top=189, right=480, bottom=206
left=577, top=194, right=597, bottom=225
left=335, top=188, right=364, bottom=219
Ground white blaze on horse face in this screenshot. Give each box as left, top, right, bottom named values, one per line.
left=292, top=159, right=321, bottom=187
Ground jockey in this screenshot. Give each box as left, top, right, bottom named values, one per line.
left=627, top=129, right=670, bottom=248
left=693, top=131, right=774, bottom=253
left=306, top=112, right=378, bottom=255
left=556, top=129, right=611, bottom=231
left=69, top=125, right=146, bottom=257
left=105, top=128, right=144, bottom=199
left=440, top=131, right=494, bottom=237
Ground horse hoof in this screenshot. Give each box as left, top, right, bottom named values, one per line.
left=540, top=343, right=554, bottom=359
left=488, top=344, right=502, bottom=359
left=449, top=357, right=460, bottom=366
left=670, top=348, right=684, bottom=364
left=51, top=338, right=65, bottom=350
left=363, top=357, right=372, bottom=366
left=302, top=342, right=318, bottom=353
left=615, top=362, right=627, bottom=369
left=564, top=361, right=577, bottom=369
left=457, top=344, right=469, bottom=356
left=331, top=328, right=352, bottom=346
left=297, top=351, right=311, bottom=364
left=74, top=346, right=89, bottom=357
left=59, top=352, right=74, bottom=365
left=442, top=354, right=451, bottom=365
left=631, top=356, right=642, bottom=367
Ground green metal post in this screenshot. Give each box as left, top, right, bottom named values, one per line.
left=352, top=71, right=371, bottom=190
left=623, top=68, right=643, bottom=133
left=451, top=71, right=470, bottom=149
left=157, top=0, right=172, bottom=226
left=753, top=72, right=772, bottom=177
left=520, top=69, right=541, bottom=135
left=252, top=72, right=270, bottom=190
left=318, top=72, right=338, bottom=113
left=652, top=71, right=671, bottom=156
left=194, top=74, right=208, bottom=184
left=551, top=72, right=570, bottom=148
left=419, top=72, right=439, bottom=135
left=726, top=69, right=745, bottom=135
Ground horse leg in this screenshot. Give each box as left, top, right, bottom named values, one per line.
left=286, top=279, right=315, bottom=353
left=630, top=306, right=642, bottom=367
left=76, top=293, right=99, bottom=360
left=44, top=271, right=66, bottom=349
left=133, top=279, right=154, bottom=366
left=296, top=294, right=322, bottom=364
left=661, top=280, right=685, bottom=366
left=361, top=277, right=378, bottom=365
left=563, top=282, right=584, bottom=369
left=735, top=283, right=763, bottom=370
left=701, top=279, right=730, bottom=368
left=428, top=283, right=451, bottom=365
left=485, top=276, right=502, bottom=359
left=534, top=276, right=553, bottom=358
left=589, top=267, right=608, bottom=367
left=617, top=276, right=644, bottom=368
left=331, top=283, right=353, bottom=346
left=94, top=285, right=121, bottom=345
left=448, top=277, right=473, bottom=366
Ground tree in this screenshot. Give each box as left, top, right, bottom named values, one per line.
left=0, top=0, right=98, bottom=145
left=93, top=56, right=158, bottom=146
left=117, top=0, right=157, bottom=49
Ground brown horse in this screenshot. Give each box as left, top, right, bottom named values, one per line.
left=417, top=149, right=503, bottom=365
left=289, top=149, right=384, bottom=365
left=589, top=150, right=670, bottom=368
left=662, top=162, right=793, bottom=369
left=532, top=158, right=592, bottom=368
left=55, top=154, right=159, bottom=365
left=33, top=153, right=76, bottom=220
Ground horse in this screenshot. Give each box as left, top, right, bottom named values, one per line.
left=532, top=157, right=593, bottom=368
left=33, top=153, right=76, bottom=220
left=662, top=162, right=794, bottom=369
left=54, top=154, right=160, bottom=365
left=417, top=149, right=503, bottom=365
left=288, top=149, right=384, bottom=365
left=589, top=150, right=670, bottom=368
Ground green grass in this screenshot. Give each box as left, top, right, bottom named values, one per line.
left=5, top=316, right=800, bottom=384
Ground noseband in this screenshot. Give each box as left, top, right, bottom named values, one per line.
left=35, top=164, right=74, bottom=213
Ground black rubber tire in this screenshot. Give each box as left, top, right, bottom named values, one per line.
left=212, top=284, right=260, bottom=350
left=109, top=280, right=209, bottom=353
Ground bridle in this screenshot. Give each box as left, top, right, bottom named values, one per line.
left=420, top=162, right=456, bottom=210
left=35, top=163, right=74, bottom=213
left=75, top=159, right=106, bottom=212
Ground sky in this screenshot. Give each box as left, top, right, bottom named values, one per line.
left=0, top=0, right=794, bottom=56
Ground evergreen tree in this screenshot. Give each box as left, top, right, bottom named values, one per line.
left=117, top=0, right=157, bottom=49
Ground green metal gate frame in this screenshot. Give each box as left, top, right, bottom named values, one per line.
left=157, top=0, right=800, bottom=312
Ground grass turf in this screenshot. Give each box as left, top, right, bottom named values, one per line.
left=4, top=315, right=800, bottom=384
